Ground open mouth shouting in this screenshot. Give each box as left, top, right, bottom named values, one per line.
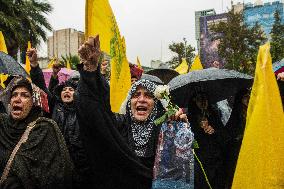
left=11, top=105, right=24, bottom=117
left=136, top=105, right=148, bottom=116
left=130, top=87, right=155, bottom=122
left=61, top=86, right=75, bottom=103
left=10, top=86, right=33, bottom=121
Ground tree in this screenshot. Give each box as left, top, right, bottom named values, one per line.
left=167, top=38, right=195, bottom=69
left=59, top=54, right=80, bottom=70
left=210, top=10, right=267, bottom=75
left=0, top=0, right=52, bottom=57
left=270, top=10, right=284, bottom=63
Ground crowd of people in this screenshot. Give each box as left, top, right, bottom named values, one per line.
left=0, top=35, right=283, bottom=189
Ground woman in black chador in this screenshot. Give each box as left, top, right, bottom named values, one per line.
left=75, top=35, right=187, bottom=189
left=0, top=77, right=73, bottom=188
left=188, top=92, right=225, bottom=189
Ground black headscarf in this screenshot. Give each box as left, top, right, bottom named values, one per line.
left=0, top=77, right=73, bottom=188
left=53, top=79, right=78, bottom=102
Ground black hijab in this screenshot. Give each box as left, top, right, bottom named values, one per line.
left=0, top=78, right=73, bottom=188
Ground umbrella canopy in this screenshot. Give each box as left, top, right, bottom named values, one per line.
left=0, top=52, right=29, bottom=78
left=42, top=68, right=76, bottom=87
left=141, top=74, right=164, bottom=84
left=69, top=70, right=80, bottom=81
left=168, top=68, right=253, bottom=107
left=146, top=64, right=179, bottom=84
left=273, top=59, right=284, bottom=75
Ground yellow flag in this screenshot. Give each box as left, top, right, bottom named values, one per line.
left=0, top=31, right=8, bottom=54
left=47, top=58, right=56, bottom=69
left=137, top=56, right=142, bottom=68
left=109, top=35, right=131, bottom=113
left=25, top=41, right=31, bottom=74
left=232, top=43, right=284, bottom=189
left=189, top=55, right=203, bottom=71
left=85, top=0, right=115, bottom=54
left=66, top=60, right=72, bottom=69
left=0, top=74, right=8, bottom=89
left=86, top=0, right=131, bottom=112
left=175, top=58, right=189, bottom=74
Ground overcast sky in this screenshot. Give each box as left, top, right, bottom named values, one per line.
left=41, top=0, right=254, bottom=66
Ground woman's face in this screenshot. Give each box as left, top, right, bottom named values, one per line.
left=195, top=95, right=208, bottom=110
left=130, top=86, right=155, bottom=121
left=10, top=86, right=33, bottom=121
left=61, top=86, right=75, bottom=103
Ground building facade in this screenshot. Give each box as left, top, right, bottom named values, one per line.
left=47, top=28, right=84, bottom=59
left=234, top=1, right=284, bottom=37
left=195, top=9, right=216, bottom=52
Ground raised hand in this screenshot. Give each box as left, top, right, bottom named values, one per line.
left=78, top=35, right=101, bottom=72
left=26, top=48, right=38, bottom=67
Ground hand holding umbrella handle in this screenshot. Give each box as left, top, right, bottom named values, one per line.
left=200, top=118, right=215, bottom=135
left=26, top=48, right=38, bottom=68
left=277, top=72, right=284, bottom=81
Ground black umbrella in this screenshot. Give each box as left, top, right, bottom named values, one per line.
left=0, top=52, right=29, bottom=78
left=168, top=68, right=253, bottom=107
left=141, top=74, right=164, bottom=84
left=146, top=64, right=179, bottom=84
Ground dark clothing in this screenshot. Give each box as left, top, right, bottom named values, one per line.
left=0, top=108, right=73, bottom=189
left=0, top=102, right=5, bottom=114
left=278, top=80, right=284, bottom=109
left=188, top=103, right=226, bottom=189
left=115, top=113, right=162, bottom=169
left=30, top=66, right=91, bottom=188
left=75, top=65, right=153, bottom=188
left=48, top=75, right=59, bottom=94
left=223, top=90, right=248, bottom=189
left=52, top=103, right=92, bottom=188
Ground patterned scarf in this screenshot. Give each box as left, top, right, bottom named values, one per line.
left=0, top=76, right=49, bottom=113
left=125, top=80, right=160, bottom=157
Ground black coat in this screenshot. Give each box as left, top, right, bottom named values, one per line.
left=223, top=89, right=248, bottom=189
left=115, top=112, right=162, bottom=170
left=188, top=102, right=226, bottom=189
left=75, top=65, right=153, bottom=188
left=0, top=102, right=5, bottom=114
left=0, top=108, right=73, bottom=189
left=30, top=66, right=91, bottom=188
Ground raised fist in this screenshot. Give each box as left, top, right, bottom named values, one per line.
left=26, top=48, right=38, bottom=67
left=78, top=35, right=101, bottom=71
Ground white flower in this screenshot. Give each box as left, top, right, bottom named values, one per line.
left=154, top=85, right=170, bottom=99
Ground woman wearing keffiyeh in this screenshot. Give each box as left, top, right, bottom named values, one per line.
left=75, top=35, right=189, bottom=188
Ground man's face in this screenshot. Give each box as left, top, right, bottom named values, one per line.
left=61, top=86, right=75, bottom=103
left=10, top=87, right=33, bottom=121
left=130, top=86, right=155, bottom=121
